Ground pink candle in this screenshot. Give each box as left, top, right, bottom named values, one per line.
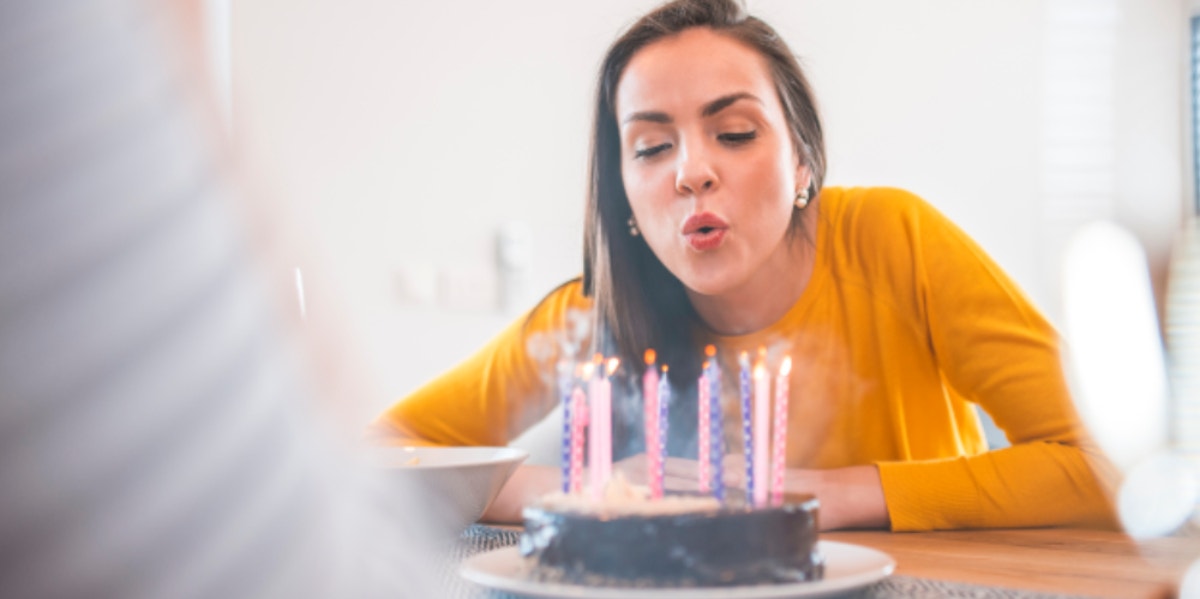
left=698, top=363, right=711, bottom=494
left=570, top=385, right=586, bottom=494
left=600, top=357, right=619, bottom=489
left=587, top=357, right=602, bottom=499
left=772, top=357, right=792, bottom=506
left=753, top=355, right=770, bottom=508
left=643, top=350, right=660, bottom=499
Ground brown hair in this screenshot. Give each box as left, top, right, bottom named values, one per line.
left=582, top=0, right=826, bottom=383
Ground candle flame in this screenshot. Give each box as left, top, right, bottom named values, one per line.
left=739, top=351, right=750, bottom=368
left=780, top=356, right=792, bottom=377
left=580, top=362, right=595, bottom=379
left=705, top=344, right=717, bottom=358
left=754, top=363, right=767, bottom=379
left=757, top=346, right=767, bottom=359
left=606, top=357, right=620, bottom=376
left=644, top=349, right=656, bottom=365
left=661, top=364, right=669, bottom=374
left=593, top=353, right=604, bottom=364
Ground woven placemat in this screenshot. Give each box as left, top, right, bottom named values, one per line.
left=444, top=525, right=1088, bottom=599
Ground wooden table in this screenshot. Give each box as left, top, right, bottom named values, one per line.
left=824, top=527, right=1200, bottom=599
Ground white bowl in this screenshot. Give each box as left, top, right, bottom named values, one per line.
left=367, top=446, right=528, bottom=534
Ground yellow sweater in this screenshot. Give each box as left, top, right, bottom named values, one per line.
left=375, top=186, right=1118, bottom=531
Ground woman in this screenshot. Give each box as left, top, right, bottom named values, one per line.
left=371, top=0, right=1117, bottom=531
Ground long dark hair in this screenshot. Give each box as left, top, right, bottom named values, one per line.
left=582, top=0, right=826, bottom=384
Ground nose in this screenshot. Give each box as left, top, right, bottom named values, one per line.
left=674, top=141, right=718, bottom=196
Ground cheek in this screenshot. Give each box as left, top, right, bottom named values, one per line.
left=623, top=166, right=672, bottom=222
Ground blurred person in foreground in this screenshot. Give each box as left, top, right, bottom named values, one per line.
left=0, top=1, right=436, bottom=597
left=371, top=0, right=1119, bottom=532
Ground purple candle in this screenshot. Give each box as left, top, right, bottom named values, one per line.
left=559, top=361, right=573, bottom=494
left=738, top=351, right=754, bottom=506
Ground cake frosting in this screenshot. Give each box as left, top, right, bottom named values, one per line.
left=535, top=474, right=720, bottom=516
left=519, top=476, right=823, bottom=587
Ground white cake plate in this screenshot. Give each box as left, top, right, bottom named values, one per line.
left=460, top=540, right=895, bottom=599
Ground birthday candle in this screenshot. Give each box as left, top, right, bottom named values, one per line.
left=570, top=384, right=586, bottom=494
left=753, top=350, right=770, bottom=508
left=643, top=350, right=659, bottom=497
left=588, top=356, right=602, bottom=499
left=600, top=357, right=619, bottom=490
left=738, top=352, right=754, bottom=506
left=772, top=356, right=792, bottom=506
left=706, top=345, right=725, bottom=503
left=710, top=386, right=725, bottom=502
left=559, top=361, right=573, bottom=494
left=655, top=365, right=670, bottom=500
left=697, top=364, right=711, bottom=494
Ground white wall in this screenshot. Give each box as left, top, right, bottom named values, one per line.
left=232, top=0, right=1189, bottom=448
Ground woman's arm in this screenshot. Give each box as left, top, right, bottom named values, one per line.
left=369, top=280, right=590, bottom=447
left=859, top=189, right=1119, bottom=530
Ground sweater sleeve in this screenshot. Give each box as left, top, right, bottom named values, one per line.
left=863, top=189, right=1119, bottom=530
left=368, top=280, right=592, bottom=447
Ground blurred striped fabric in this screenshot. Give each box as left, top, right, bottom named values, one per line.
left=0, top=2, right=434, bottom=598
left=1169, top=222, right=1200, bottom=482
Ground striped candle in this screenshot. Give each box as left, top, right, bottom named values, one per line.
left=559, top=361, right=573, bottom=494
left=697, top=365, right=711, bottom=494
left=710, top=391, right=725, bottom=502
left=772, top=356, right=792, bottom=506
left=643, top=350, right=659, bottom=497
left=655, top=365, right=670, bottom=499
left=738, top=351, right=754, bottom=506
left=588, top=356, right=603, bottom=499
left=599, top=358, right=619, bottom=490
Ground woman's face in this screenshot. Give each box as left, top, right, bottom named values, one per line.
left=615, top=27, right=809, bottom=297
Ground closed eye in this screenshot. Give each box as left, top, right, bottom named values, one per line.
left=718, top=131, right=757, bottom=145
left=634, top=143, right=672, bottom=159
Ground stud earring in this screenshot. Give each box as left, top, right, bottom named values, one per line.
left=627, top=216, right=640, bottom=237
left=794, top=188, right=810, bottom=210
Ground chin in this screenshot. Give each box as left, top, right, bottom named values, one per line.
left=677, top=271, right=741, bottom=298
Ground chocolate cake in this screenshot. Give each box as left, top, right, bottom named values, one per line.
left=519, top=492, right=823, bottom=587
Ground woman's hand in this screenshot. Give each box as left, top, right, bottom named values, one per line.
left=484, top=456, right=890, bottom=531
left=618, top=453, right=890, bottom=531
left=785, top=464, right=890, bottom=531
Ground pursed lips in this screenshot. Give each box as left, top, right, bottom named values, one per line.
left=682, top=212, right=729, bottom=251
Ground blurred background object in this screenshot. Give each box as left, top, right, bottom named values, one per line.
left=1061, top=221, right=1199, bottom=539
left=1063, top=222, right=1169, bottom=473
left=1168, top=219, right=1200, bottom=519
left=0, top=1, right=442, bottom=597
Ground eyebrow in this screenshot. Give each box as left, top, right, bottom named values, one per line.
left=621, top=92, right=762, bottom=125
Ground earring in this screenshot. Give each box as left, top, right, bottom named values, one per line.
left=794, top=188, right=810, bottom=210
left=627, top=216, right=640, bottom=237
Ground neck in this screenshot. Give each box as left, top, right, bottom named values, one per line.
left=687, top=215, right=818, bottom=336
